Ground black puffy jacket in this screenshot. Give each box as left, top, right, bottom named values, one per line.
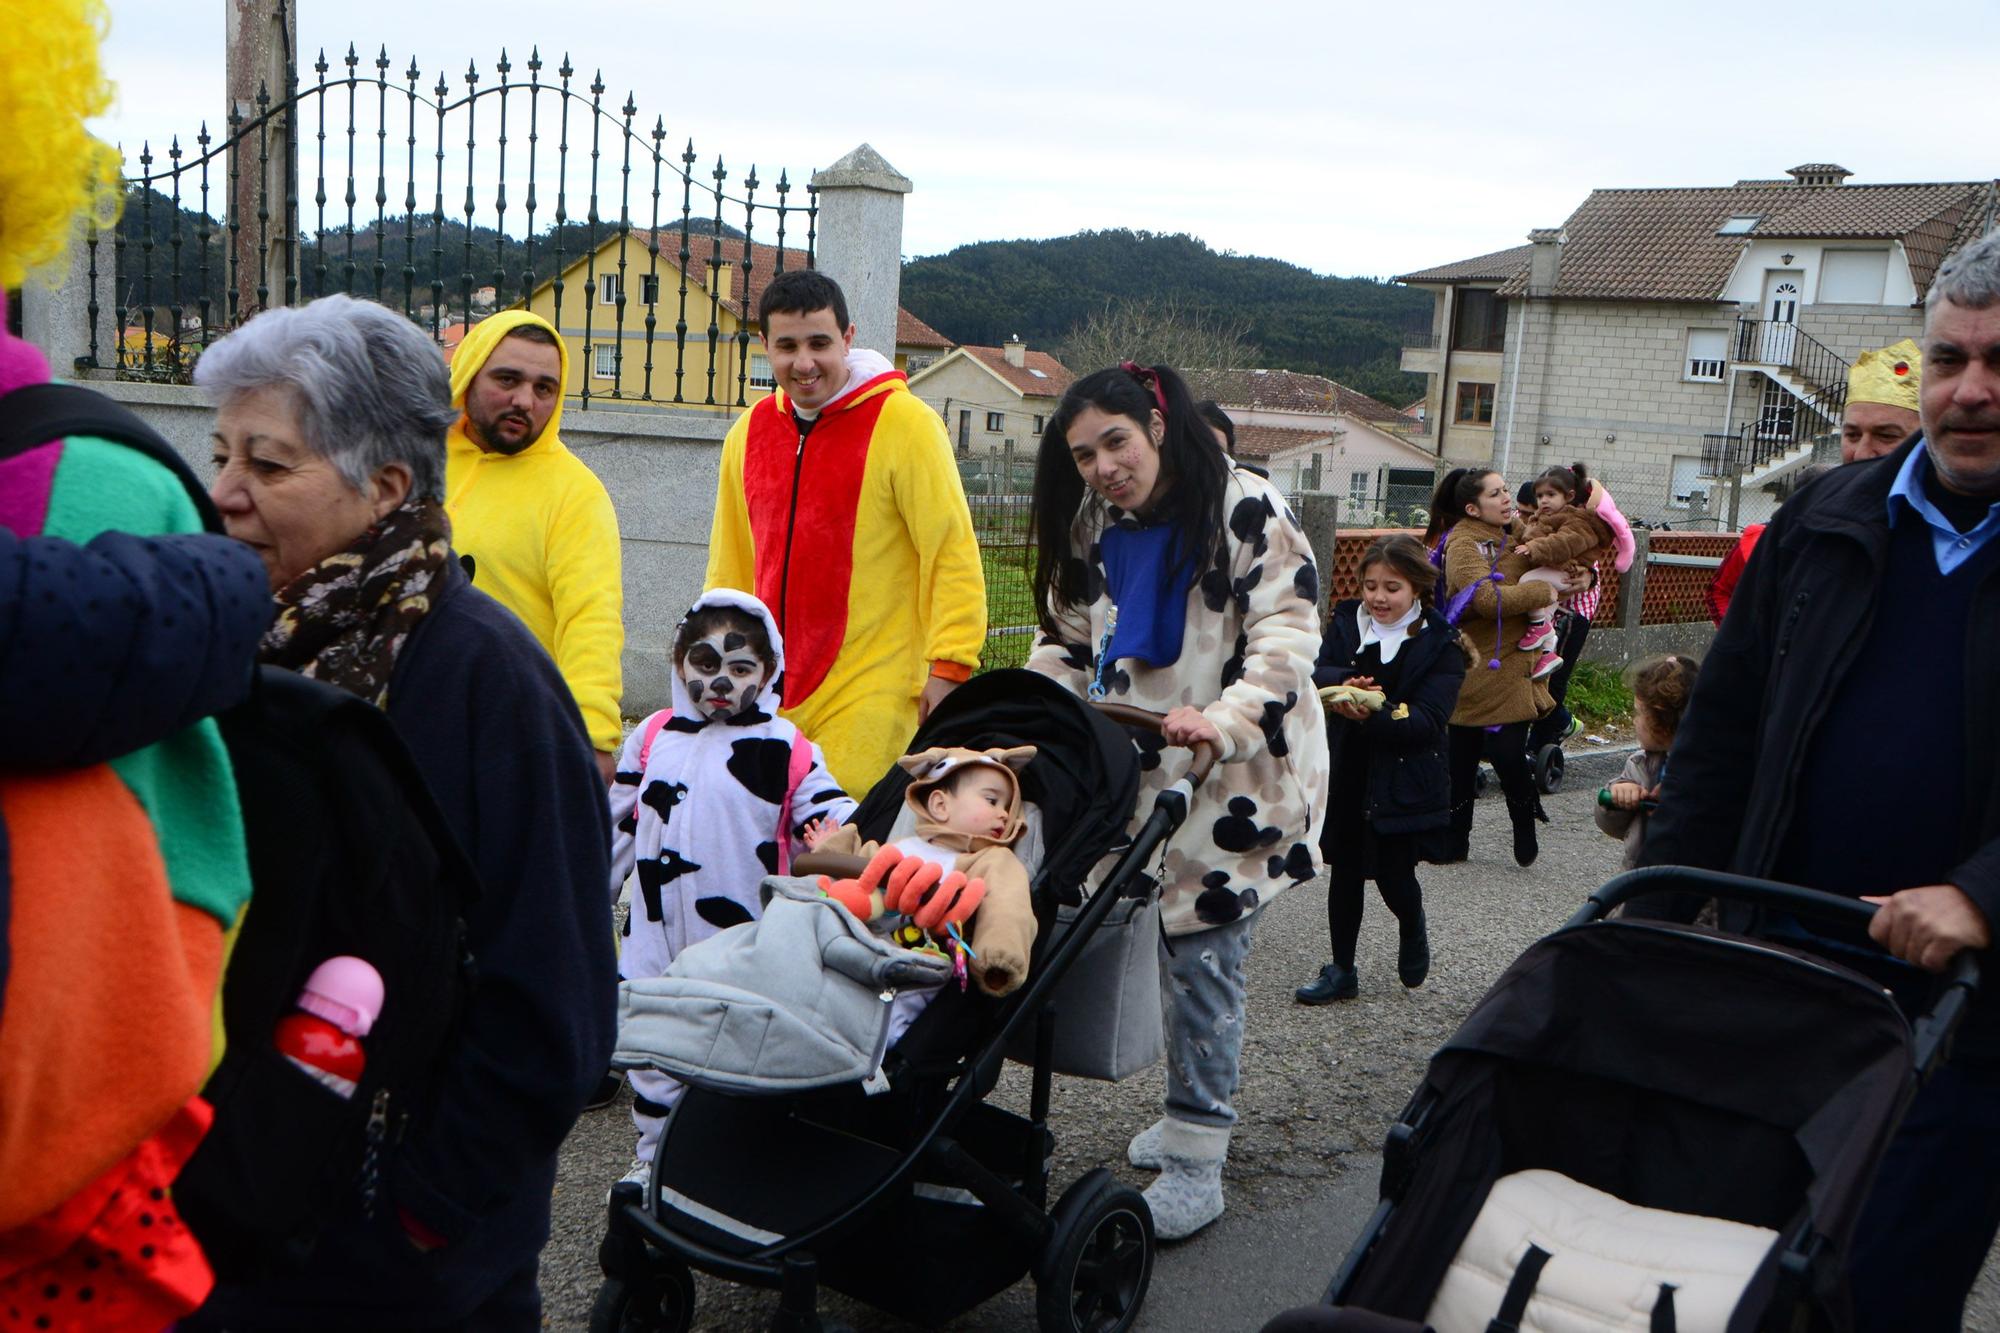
left=1314, top=602, right=1467, bottom=835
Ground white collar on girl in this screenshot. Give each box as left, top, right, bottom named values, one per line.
left=1357, top=600, right=1422, bottom=664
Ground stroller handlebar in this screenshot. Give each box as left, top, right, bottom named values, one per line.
left=1090, top=702, right=1219, bottom=788
left=1576, top=866, right=1980, bottom=1076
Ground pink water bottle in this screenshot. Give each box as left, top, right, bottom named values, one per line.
left=273, top=956, right=384, bottom=1099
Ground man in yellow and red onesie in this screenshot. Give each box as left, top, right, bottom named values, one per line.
left=706, top=271, right=985, bottom=792
left=446, top=311, right=625, bottom=780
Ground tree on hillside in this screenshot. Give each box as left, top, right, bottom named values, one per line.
left=1057, top=294, right=1259, bottom=378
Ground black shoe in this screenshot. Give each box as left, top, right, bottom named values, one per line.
left=1397, top=914, right=1431, bottom=989
left=1508, top=801, right=1540, bottom=867
left=1295, top=963, right=1359, bottom=1005
left=583, top=1069, right=624, bottom=1111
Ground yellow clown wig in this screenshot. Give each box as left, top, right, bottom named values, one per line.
left=0, top=0, right=124, bottom=290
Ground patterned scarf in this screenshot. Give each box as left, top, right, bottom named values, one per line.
left=258, top=497, right=453, bottom=707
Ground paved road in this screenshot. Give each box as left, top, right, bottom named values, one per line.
left=540, top=772, right=2000, bottom=1331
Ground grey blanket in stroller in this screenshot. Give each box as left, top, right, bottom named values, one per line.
left=613, top=877, right=953, bottom=1094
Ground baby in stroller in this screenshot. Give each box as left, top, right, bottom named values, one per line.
left=806, top=744, right=1040, bottom=997
left=611, top=744, right=1040, bottom=1113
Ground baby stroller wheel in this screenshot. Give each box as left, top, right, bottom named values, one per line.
left=1035, top=1168, right=1154, bottom=1333
left=1534, top=744, right=1565, bottom=794
left=589, top=1263, right=696, bottom=1333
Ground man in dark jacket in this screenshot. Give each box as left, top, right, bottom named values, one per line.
left=1642, top=231, right=2000, bottom=1332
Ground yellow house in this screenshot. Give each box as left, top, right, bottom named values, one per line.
left=511, top=228, right=953, bottom=413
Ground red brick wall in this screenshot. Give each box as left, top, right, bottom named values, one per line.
left=1322, top=527, right=1735, bottom=628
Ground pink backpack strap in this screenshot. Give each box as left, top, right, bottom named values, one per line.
left=636, top=709, right=672, bottom=769
left=774, top=728, right=815, bottom=875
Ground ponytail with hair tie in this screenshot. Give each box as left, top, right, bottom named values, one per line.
left=1118, top=361, right=1170, bottom=419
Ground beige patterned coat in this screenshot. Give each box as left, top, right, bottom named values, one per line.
left=1027, top=468, right=1329, bottom=937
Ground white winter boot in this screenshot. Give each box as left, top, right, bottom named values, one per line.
left=1142, top=1119, right=1229, bottom=1240
left=1127, top=1118, right=1167, bottom=1171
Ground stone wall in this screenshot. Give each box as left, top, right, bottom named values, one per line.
left=1798, top=304, right=1925, bottom=363
left=94, top=381, right=724, bottom=715
left=1502, top=300, right=1736, bottom=523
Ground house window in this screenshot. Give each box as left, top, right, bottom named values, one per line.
left=1717, top=215, right=1761, bottom=236
left=957, top=410, right=971, bottom=454
left=985, top=411, right=1006, bottom=432
left=1033, top=415, right=1045, bottom=434
left=906, top=354, right=936, bottom=375
left=598, top=274, right=620, bottom=306
left=592, top=343, right=617, bottom=379
left=1454, top=381, right=1496, bottom=425
left=1348, top=470, right=1371, bottom=508
left=1685, top=329, right=1728, bottom=382
left=1670, top=456, right=1713, bottom=509
left=641, top=274, right=660, bottom=305
left=1819, top=248, right=1889, bottom=304
left=748, top=354, right=774, bottom=389
left=1451, top=289, right=1507, bottom=352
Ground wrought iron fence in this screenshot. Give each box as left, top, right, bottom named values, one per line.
left=94, top=45, right=816, bottom=410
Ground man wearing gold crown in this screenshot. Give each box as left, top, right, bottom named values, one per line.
left=1644, top=232, right=2000, bottom=1330
left=1842, top=337, right=1923, bottom=463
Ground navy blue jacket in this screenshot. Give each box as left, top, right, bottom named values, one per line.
left=200, top=558, right=617, bottom=1324
left=1644, top=438, right=2000, bottom=1049
left=0, top=528, right=269, bottom=768
left=1314, top=602, right=1466, bottom=835
left=0, top=526, right=268, bottom=1021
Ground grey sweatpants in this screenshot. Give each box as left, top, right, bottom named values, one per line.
left=1161, top=912, right=1258, bottom=1130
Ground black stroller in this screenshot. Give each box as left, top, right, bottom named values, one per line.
left=592, top=670, right=1212, bottom=1333
left=1273, top=867, right=1979, bottom=1333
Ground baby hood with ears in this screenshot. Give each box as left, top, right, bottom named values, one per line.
left=897, top=745, right=1037, bottom=848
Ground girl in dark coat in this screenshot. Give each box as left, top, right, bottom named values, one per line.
left=1297, top=535, right=1468, bottom=1004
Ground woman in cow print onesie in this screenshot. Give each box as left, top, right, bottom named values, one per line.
left=606, top=588, right=855, bottom=1181
left=1026, top=362, right=1329, bottom=1240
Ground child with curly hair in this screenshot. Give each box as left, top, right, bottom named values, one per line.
left=1595, top=654, right=1700, bottom=870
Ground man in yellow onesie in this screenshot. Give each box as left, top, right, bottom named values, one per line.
left=447, top=312, right=625, bottom=778
left=706, top=271, right=986, bottom=792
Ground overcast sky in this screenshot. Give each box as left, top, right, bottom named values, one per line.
left=94, top=1, right=1998, bottom=280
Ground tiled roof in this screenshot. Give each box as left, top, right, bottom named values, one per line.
left=960, top=345, right=1076, bottom=398
left=1394, top=244, right=1534, bottom=285
left=1191, top=367, right=1406, bottom=425
left=897, top=308, right=954, bottom=349
left=1230, top=423, right=1335, bottom=461
left=1490, top=179, right=1997, bottom=303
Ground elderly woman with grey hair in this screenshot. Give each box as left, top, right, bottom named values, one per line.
left=188, top=293, right=616, bottom=1329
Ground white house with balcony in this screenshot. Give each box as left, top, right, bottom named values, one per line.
left=1192, top=367, right=1440, bottom=520
left=1396, top=164, right=1997, bottom=525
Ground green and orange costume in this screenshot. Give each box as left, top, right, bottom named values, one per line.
left=705, top=349, right=986, bottom=791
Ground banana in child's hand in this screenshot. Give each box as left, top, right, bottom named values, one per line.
left=1317, top=683, right=1387, bottom=712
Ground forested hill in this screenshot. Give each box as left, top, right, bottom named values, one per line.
left=899, top=229, right=1431, bottom=405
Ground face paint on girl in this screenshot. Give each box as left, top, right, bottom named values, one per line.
left=679, top=631, right=772, bottom=717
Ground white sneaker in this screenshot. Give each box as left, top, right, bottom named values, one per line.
left=609, top=1155, right=651, bottom=1204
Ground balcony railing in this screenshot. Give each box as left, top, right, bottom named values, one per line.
left=1702, top=424, right=1840, bottom=477
left=1402, top=332, right=1440, bottom=350
left=1732, top=317, right=1850, bottom=399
